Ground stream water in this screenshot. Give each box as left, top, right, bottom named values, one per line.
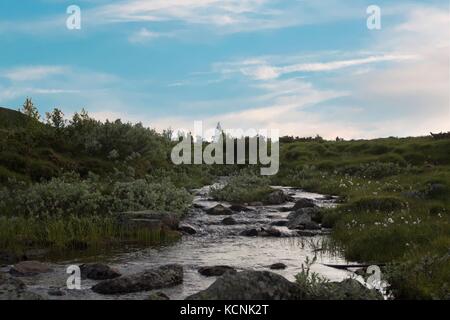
left=7, top=185, right=354, bottom=300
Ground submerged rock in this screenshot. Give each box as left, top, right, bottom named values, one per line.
left=186, top=270, right=305, bottom=300
left=239, top=228, right=259, bottom=237
left=229, top=204, right=253, bottom=212
left=80, top=263, right=121, bottom=280
left=9, top=261, right=52, bottom=277
left=260, top=227, right=282, bottom=237
left=178, top=224, right=197, bottom=235
left=148, top=291, right=170, bottom=300
left=92, top=264, right=183, bottom=295
left=221, top=217, right=237, bottom=225
left=0, top=273, right=45, bottom=300
left=47, top=288, right=65, bottom=297
left=206, top=204, right=233, bottom=216
left=270, top=220, right=288, bottom=227
left=269, top=263, right=287, bottom=270
left=198, top=266, right=236, bottom=277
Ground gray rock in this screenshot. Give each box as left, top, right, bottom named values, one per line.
left=265, top=190, right=288, bottom=205
left=221, top=217, right=237, bottom=225
left=80, top=263, right=121, bottom=280
left=292, top=198, right=316, bottom=210
left=0, top=273, right=45, bottom=300
left=178, top=224, right=197, bottom=235
left=323, top=279, right=383, bottom=300
left=186, top=270, right=306, bottom=300
left=9, top=261, right=52, bottom=277
left=288, top=208, right=321, bottom=230
left=206, top=204, right=233, bottom=216
left=269, top=263, right=287, bottom=270
left=249, top=202, right=264, bottom=207
left=92, top=264, right=183, bottom=295
left=198, top=266, right=236, bottom=277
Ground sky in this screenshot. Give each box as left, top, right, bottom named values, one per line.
left=0, top=0, right=449, bottom=139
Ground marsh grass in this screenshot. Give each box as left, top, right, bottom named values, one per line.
left=0, top=215, right=180, bottom=254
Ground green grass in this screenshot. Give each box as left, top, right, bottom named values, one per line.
left=273, top=136, right=450, bottom=299
left=0, top=215, right=181, bottom=255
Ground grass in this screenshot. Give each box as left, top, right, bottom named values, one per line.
left=0, top=215, right=181, bottom=255
left=273, top=135, right=450, bottom=299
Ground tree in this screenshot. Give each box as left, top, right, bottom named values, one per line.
left=20, top=98, right=40, bottom=120
left=45, top=108, right=66, bottom=129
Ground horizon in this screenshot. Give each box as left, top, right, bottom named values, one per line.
left=0, top=0, right=449, bottom=139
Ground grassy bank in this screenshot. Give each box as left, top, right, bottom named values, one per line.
left=273, top=136, right=450, bottom=299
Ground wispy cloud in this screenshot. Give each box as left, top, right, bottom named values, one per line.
left=3, top=66, right=68, bottom=82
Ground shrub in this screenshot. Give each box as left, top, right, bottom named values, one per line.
left=210, top=170, right=272, bottom=203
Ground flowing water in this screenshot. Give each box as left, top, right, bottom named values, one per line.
left=6, top=185, right=354, bottom=300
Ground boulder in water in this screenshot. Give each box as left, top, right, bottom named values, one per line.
left=206, top=204, right=233, bottom=216
left=186, top=270, right=306, bottom=300
left=92, top=264, right=183, bottom=295
left=178, top=224, right=197, bottom=235
left=292, top=198, right=316, bottom=210
left=198, top=266, right=236, bottom=277
left=221, top=217, right=237, bottom=225
left=80, top=263, right=121, bottom=280
left=265, top=190, right=288, bottom=205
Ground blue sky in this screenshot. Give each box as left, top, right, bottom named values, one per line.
left=0, top=0, right=449, bottom=138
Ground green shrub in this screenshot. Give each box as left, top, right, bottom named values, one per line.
left=210, top=170, right=272, bottom=203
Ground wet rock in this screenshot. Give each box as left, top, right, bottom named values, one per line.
left=280, top=206, right=293, bottom=212
left=9, top=261, right=52, bottom=277
left=117, top=211, right=180, bottom=231
left=229, top=204, right=253, bottom=212
left=270, top=220, right=288, bottom=227
left=0, top=273, right=45, bottom=300
left=265, top=190, right=288, bottom=205
left=260, top=227, right=282, bottom=237
left=48, top=288, right=65, bottom=297
left=221, top=217, right=237, bottom=225
left=206, top=204, right=233, bottom=216
left=198, top=266, right=236, bottom=277
left=186, top=270, right=306, bottom=300
left=80, top=263, right=121, bottom=280
left=249, top=202, right=264, bottom=207
left=148, top=291, right=170, bottom=300
left=240, top=228, right=259, bottom=237
left=178, top=224, right=197, bottom=235
left=269, top=263, right=287, bottom=270
left=292, top=198, right=316, bottom=210
left=323, top=279, right=383, bottom=300
left=92, top=264, right=183, bottom=295
left=288, top=208, right=321, bottom=230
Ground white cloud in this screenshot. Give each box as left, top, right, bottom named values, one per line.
left=3, top=66, right=67, bottom=82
